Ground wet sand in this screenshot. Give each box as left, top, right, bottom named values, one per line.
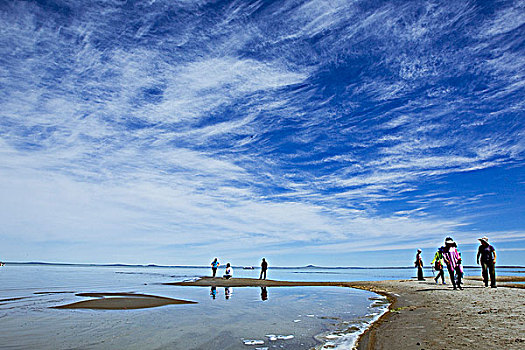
left=53, top=292, right=197, bottom=310
left=173, top=276, right=525, bottom=349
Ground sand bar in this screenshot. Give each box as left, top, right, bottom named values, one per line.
left=172, top=276, right=524, bottom=349
left=53, top=292, right=197, bottom=310
left=166, top=276, right=358, bottom=288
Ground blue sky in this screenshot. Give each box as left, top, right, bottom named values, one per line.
left=0, top=0, right=524, bottom=266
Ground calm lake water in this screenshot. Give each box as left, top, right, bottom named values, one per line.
left=0, top=264, right=521, bottom=349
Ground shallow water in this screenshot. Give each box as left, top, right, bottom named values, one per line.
left=0, top=265, right=389, bottom=349
left=0, top=264, right=519, bottom=349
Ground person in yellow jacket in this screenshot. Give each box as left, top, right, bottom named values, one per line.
left=431, top=247, right=446, bottom=284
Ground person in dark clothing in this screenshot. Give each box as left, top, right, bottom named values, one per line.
left=476, top=236, right=497, bottom=288
left=211, top=258, right=220, bottom=277
left=415, top=249, right=424, bottom=280
left=259, top=258, right=268, bottom=280
left=223, top=263, right=233, bottom=279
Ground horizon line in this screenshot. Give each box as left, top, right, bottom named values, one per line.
left=3, top=261, right=524, bottom=269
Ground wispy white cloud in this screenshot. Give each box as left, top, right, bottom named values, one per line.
left=0, top=0, right=524, bottom=264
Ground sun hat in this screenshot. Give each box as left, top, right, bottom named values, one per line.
left=444, top=237, right=455, bottom=245
left=478, top=236, right=489, bottom=243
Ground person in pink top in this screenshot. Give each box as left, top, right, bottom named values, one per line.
left=442, top=237, right=463, bottom=290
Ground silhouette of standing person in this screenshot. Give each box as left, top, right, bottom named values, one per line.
left=259, top=258, right=268, bottom=280
left=211, top=258, right=220, bottom=277
left=210, top=286, right=217, bottom=299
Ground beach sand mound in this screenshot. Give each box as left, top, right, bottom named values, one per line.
left=53, top=292, right=197, bottom=310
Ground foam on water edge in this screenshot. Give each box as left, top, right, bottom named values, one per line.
left=315, top=294, right=390, bottom=350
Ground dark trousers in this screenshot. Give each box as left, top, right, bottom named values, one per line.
left=481, top=261, right=496, bottom=287
left=447, top=266, right=462, bottom=289
left=434, top=268, right=445, bottom=283
left=212, top=267, right=217, bottom=277
left=259, top=269, right=267, bottom=280
left=417, top=266, right=424, bottom=280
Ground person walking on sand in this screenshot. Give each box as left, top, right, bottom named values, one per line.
left=259, top=258, right=268, bottom=280
left=443, top=237, right=463, bottom=290
left=431, top=247, right=446, bottom=284
left=415, top=249, right=424, bottom=280
left=223, top=263, right=233, bottom=279
left=477, top=236, right=497, bottom=288
left=211, top=258, right=220, bottom=277
left=456, top=248, right=464, bottom=286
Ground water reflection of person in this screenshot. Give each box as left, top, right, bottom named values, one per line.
left=225, top=287, right=232, bottom=300
left=210, top=286, right=217, bottom=299
left=260, top=287, right=268, bottom=301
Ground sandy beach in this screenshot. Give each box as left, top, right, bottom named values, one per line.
left=173, top=276, right=525, bottom=349
left=354, top=277, right=525, bottom=350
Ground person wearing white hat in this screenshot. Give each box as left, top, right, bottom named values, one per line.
left=414, top=249, right=424, bottom=280
left=443, top=237, right=463, bottom=290
left=476, top=236, right=497, bottom=288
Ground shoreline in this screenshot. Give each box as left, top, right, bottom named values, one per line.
left=172, top=276, right=525, bottom=349
left=353, top=277, right=525, bottom=350
left=350, top=282, right=410, bottom=350
left=346, top=283, right=399, bottom=350
left=169, top=277, right=392, bottom=349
